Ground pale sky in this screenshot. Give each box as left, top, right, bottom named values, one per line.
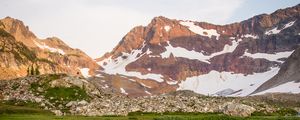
left=0, top=0, right=299, bottom=58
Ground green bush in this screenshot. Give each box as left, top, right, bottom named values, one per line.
left=17, top=42, right=37, bottom=61
left=153, top=116, right=184, bottom=120
left=251, top=111, right=270, bottom=116
left=44, top=86, right=90, bottom=104
left=12, top=83, right=20, bottom=90
left=0, top=100, right=51, bottom=114
left=0, top=105, right=52, bottom=114
left=30, top=65, right=35, bottom=75
left=30, top=83, right=40, bottom=93
left=0, top=100, right=41, bottom=108
left=252, top=108, right=298, bottom=116
left=128, top=111, right=221, bottom=116
left=275, top=108, right=298, bottom=116
left=153, top=115, right=240, bottom=120
left=35, top=66, right=40, bottom=75
left=0, top=29, right=13, bottom=38
left=37, top=58, right=57, bottom=65
left=30, top=74, right=68, bottom=96
left=128, top=111, right=161, bottom=116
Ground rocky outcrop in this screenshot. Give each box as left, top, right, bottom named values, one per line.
left=0, top=16, right=36, bottom=47
left=0, top=75, right=289, bottom=116
left=0, top=27, right=37, bottom=79
left=222, top=102, right=255, bottom=117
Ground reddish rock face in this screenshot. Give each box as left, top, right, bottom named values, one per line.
left=0, top=17, right=100, bottom=80
left=95, top=4, right=300, bottom=97
left=0, top=17, right=37, bottom=48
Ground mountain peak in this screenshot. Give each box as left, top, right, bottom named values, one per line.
left=151, top=16, right=172, bottom=22
left=149, top=16, right=176, bottom=26
left=2, top=16, right=27, bottom=28
left=3, top=16, right=15, bottom=21
left=0, top=16, right=37, bottom=47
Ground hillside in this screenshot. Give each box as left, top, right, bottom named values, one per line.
left=0, top=17, right=100, bottom=80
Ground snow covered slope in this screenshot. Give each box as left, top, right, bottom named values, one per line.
left=95, top=4, right=300, bottom=97
left=177, top=67, right=280, bottom=96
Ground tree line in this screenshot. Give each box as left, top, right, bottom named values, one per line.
left=27, top=64, right=40, bottom=76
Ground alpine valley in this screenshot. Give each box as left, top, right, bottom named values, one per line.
left=0, top=3, right=300, bottom=117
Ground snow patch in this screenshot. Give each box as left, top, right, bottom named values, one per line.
left=128, top=79, right=136, bottom=82
left=265, top=28, right=281, bottom=35
left=166, top=80, right=178, bottom=85
left=161, top=39, right=241, bottom=63
left=97, top=43, right=165, bottom=83
left=242, top=34, right=259, bottom=39
left=180, top=21, right=220, bottom=40
left=79, top=68, right=90, bottom=78
left=145, top=90, right=152, bottom=95
left=229, top=37, right=235, bottom=39
left=214, top=88, right=236, bottom=96
left=177, top=67, right=280, bottom=96
left=254, top=81, right=300, bottom=95
left=242, top=49, right=294, bottom=62
left=102, top=84, right=109, bottom=89
left=149, top=55, right=160, bottom=58
left=140, top=82, right=152, bottom=88
left=265, top=21, right=296, bottom=35
left=95, top=74, right=103, bottom=78
left=34, top=40, right=65, bottom=55
left=164, top=26, right=171, bottom=32
left=120, top=88, right=128, bottom=95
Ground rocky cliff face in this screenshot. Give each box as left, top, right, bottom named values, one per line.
left=95, top=4, right=300, bottom=97
left=0, top=28, right=35, bottom=79
left=253, top=46, right=300, bottom=95
left=0, top=17, right=100, bottom=80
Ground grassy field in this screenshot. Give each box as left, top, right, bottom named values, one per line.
left=0, top=101, right=299, bottom=120
left=1, top=114, right=300, bottom=120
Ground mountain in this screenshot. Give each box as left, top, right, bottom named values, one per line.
left=0, top=17, right=100, bottom=80
left=95, top=4, right=300, bottom=97
left=1, top=4, right=299, bottom=97
left=252, top=46, right=300, bottom=95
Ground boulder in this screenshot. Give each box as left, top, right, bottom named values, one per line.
left=222, top=102, right=255, bottom=117
left=78, top=100, right=88, bottom=106
left=34, top=97, right=42, bottom=103
left=50, top=79, right=71, bottom=88
left=51, top=110, right=63, bottom=116
left=66, top=101, right=77, bottom=107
